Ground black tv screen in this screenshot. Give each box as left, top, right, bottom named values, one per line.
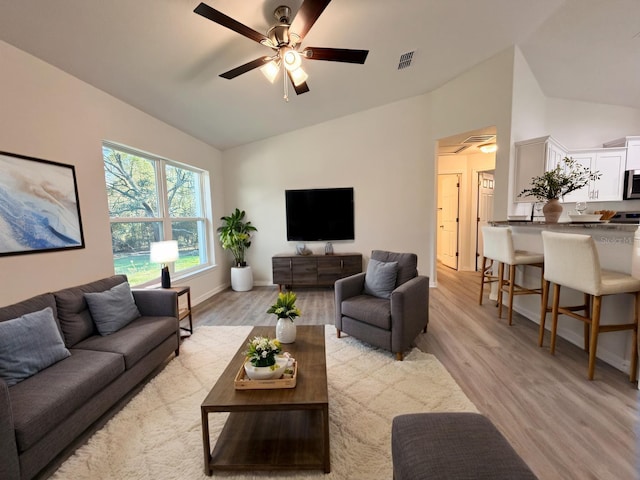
left=285, top=188, right=354, bottom=241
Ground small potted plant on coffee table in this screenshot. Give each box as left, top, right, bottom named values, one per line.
left=267, top=291, right=301, bottom=344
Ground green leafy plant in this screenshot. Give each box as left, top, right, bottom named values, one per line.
left=518, top=157, right=601, bottom=201
left=266, top=291, right=301, bottom=321
left=217, top=208, right=257, bottom=267
left=244, top=336, right=281, bottom=368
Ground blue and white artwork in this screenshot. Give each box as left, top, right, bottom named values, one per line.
left=0, top=152, right=85, bottom=256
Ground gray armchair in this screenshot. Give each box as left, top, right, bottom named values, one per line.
left=335, top=250, right=429, bottom=360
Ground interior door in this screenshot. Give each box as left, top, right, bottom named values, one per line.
left=437, top=174, right=460, bottom=270
left=476, top=171, right=494, bottom=270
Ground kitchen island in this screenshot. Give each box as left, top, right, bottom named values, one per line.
left=488, top=221, right=639, bottom=379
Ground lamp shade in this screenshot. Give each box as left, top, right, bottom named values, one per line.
left=150, top=240, right=179, bottom=264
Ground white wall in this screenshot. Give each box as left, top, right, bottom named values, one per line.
left=223, top=95, right=433, bottom=285
left=0, top=40, right=227, bottom=306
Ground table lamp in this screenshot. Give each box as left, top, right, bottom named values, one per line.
left=150, top=240, right=179, bottom=288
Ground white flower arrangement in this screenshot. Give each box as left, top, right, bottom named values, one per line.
left=244, top=336, right=281, bottom=368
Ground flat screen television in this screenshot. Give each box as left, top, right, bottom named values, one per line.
left=285, top=187, right=354, bottom=241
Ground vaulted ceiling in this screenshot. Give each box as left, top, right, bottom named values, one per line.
left=0, top=0, right=638, bottom=150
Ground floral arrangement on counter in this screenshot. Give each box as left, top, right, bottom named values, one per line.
left=518, top=157, right=601, bottom=200
left=266, top=291, right=301, bottom=321
left=244, top=336, right=281, bottom=368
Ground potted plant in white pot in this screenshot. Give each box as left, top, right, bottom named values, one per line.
left=217, top=208, right=257, bottom=291
left=518, top=157, right=600, bottom=223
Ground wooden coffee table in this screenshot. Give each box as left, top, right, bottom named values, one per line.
left=200, top=325, right=330, bottom=475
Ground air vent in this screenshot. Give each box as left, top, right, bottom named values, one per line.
left=397, top=51, right=415, bottom=70
left=439, top=145, right=469, bottom=155
left=462, top=134, right=495, bottom=144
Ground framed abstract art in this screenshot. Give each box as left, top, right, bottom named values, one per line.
left=0, top=151, right=85, bottom=257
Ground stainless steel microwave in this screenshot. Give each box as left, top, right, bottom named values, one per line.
left=624, top=170, right=640, bottom=199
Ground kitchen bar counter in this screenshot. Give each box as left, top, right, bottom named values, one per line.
left=487, top=221, right=639, bottom=379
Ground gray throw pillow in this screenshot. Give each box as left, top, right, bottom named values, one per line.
left=363, top=259, right=399, bottom=299
left=84, top=282, right=141, bottom=336
left=0, top=307, right=71, bottom=386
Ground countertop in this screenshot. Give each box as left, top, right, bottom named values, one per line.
left=491, top=221, right=640, bottom=232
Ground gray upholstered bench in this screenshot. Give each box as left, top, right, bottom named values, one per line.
left=391, top=412, right=538, bottom=479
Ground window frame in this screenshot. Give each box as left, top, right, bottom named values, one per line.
left=103, top=141, right=212, bottom=286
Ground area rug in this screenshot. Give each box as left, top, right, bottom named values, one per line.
left=52, top=326, right=477, bottom=479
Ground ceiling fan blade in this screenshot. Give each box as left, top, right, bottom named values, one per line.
left=303, top=47, right=369, bottom=64
left=290, top=0, right=332, bottom=40
left=220, top=57, right=271, bottom=80
left=194, top=3, right=268, bottom=45
left=287, top=70, right=310, bottom=95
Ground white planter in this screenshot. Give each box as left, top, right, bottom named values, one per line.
left=276, top=318, right=296, bottom=343
left=231, top=266, right=253, bottom=292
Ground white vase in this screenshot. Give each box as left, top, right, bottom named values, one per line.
left=231, top=266, right=253, bottom=291
left=276, top=318, right=296, bottom=343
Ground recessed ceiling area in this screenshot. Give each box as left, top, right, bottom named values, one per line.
left=438, top=128, right=498, bottom=156
left=0, top=1, right=637, bottom=150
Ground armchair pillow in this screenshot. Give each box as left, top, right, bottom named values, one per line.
left=84, top=282, right=141, bottom=335
left=363, top=259, right=399, bottom=299
left=0, top=307, right=71, bottom=386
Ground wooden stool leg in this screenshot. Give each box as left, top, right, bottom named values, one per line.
left=497, top=262, right=505, bottom=318
left=583, top=293, right=591, bottom=352
left=550, top=284, right=561, bottom=355
left=507, top=264, right=516, bottom=326
left=539, top=279, right=550, bottom=347
left=587, top=296, right=602, bottom=380
left=631, top=292, right=639, bottom=383
left=478, top=257, right=487, bottom=305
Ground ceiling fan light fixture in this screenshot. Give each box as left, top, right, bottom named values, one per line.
left=282, top=48, right=302, bottom=71
left=260, top=60, right=280, bottom=83
left=289, top=66, right=308, bottom=87
left=479, top=143, right=497, bottom=154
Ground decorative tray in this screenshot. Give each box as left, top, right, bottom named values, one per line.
left=234, top=360, right=297, bottom=390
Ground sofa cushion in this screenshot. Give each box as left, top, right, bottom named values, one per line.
left=54, top=275, right=128, bottom=347
left=341, top=294, right=392, bottom=330
left=0, top=292, right=58, bottom=324
left=363, top=259, right=398, bottom=299
left=73, top=315, right=177, bottom=369
left=371, top=250, right=418, bottom=287
left=9, top=348, right=124, bottom=452
left=84, top=282, right=141, bottom=335
left=0, top=307, right=71, bottom=386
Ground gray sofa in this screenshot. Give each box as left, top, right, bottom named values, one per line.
left=335, top=250, right=429, bottom=360
left=0, top=275, right=179, bottom=480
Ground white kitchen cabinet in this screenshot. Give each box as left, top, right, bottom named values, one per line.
left=592, top=149, right=625, bottom=201
left=514, top=136, right=567, bottom=203
left=628, top=139, right=640, bottom=170
left=603, top=136, right=640, bottom=170
left=562, top=148, right=625, bottom=203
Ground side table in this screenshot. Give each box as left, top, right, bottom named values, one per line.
left=165, top=286, right=192, bottom=336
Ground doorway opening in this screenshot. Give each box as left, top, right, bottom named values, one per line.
left=436, top=127, right=497, bottom=274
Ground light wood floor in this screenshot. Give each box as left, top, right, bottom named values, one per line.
left=192, top=265, right=640, bottom=480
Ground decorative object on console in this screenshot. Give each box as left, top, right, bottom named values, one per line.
left=518, top=157, right=601, bottom=224
left=268, top=291, right=301, bottom=343
left=0, top=151, right=85, bottom=257
left=150, top=240, right=179, bottom=288
left=325, top=242, right=333, bottom=255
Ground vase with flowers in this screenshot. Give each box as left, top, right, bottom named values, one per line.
left=518, top=157, right=600, bottom=223
left=267, top=291, right=301, bottom=344
left=243, top=336, right=286, bottom=380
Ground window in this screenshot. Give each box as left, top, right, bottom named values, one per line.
left=102, top=143, right=210, bottom=285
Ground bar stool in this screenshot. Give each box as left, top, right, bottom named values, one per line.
left=479, top=226, right=544, bottom=325
left=540, top=230, right=640, bottom=381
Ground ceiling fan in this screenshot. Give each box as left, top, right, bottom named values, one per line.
left=193, top=0, right=369, bottom=100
